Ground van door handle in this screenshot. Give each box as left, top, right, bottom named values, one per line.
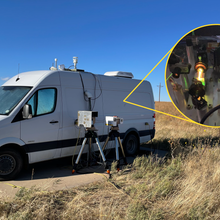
left=50, top=120, right=59, bottom=124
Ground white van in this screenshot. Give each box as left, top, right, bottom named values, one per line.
left=0, top=68, right=155, bottom=180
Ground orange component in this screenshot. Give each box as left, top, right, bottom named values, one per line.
left=198, top=68, right=204, bottom=81
left=117, top=168, right=120, bottom=171
left=72, top=170, right=75, bottom=174
left=195, top=62, right=207, bottom=71
left=195, top=63, right=206, bottom=86
left=107, top=170, right=110, bottom=174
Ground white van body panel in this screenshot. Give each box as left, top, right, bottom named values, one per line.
left=20, top=85, right=62, bottom=163
left=0, top=69, right=155, bottom=165
left=4, top=71, right=59, bottom=87
left=0, top=117, right=20, bottom=145
left=0, top=137, right=25, bottom=147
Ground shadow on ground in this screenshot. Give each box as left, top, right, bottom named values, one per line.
left=16, top=147, right=158, bottom=181
left=144, top=136, right=220, bottom=152
left=15, top=135, right=220, bottom=181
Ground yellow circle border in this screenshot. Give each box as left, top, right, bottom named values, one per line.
left=165, top=23, right=220, bottom=128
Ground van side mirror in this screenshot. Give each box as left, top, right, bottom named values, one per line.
left=22, top=104, right=33, bottom=119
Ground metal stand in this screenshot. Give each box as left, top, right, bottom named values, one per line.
left=102, top=126, right=127, bottom=171
left=72, top=128, right=109, bottom=174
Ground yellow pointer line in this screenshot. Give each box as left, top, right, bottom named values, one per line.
left=124, top=100, right=194, bottom=123
left=123, top=47, right=174, bottom=102
left=0, top=182, right=47, bottom=193
left=0, top=182, right=23, bottom=188
left=123, top=45, right=193, bottom=123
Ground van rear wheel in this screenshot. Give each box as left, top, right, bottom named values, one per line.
left=123, top=134, right=139, bottom=156
left=0, top=148, right=23, bottom=181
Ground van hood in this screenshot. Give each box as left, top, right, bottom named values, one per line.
left=0, top=115, right=10, bottom=128
left=0, top=115, right=7, bottom=121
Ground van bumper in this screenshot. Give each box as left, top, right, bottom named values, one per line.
left=138, top=129, right=155, bottom=140
left=150, top=129, right=155, bottom=139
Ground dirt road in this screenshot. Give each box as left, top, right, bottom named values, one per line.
left=0, top=157, right=108, bottom=200
left=0, top=147, right=167, bottom=200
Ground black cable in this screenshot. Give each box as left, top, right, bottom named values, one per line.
left=78, top=72, right=87, bottom=102
left=91, top=74, right=102, bottom=110
left=91, top=74, right=97, bottom=110
left=91, top=74, right=102, bottom=100
left=68, top=65, right=74, bottom=69
left=66, top=65, right=102, bottom=104
left=78, top=72, right=102, bottom=110
left=200, top=104, right=220, bottom=124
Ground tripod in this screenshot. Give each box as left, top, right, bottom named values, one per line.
left=72, top=127, right=109, bottom=174
left=102, top=126, right=127, bottom=171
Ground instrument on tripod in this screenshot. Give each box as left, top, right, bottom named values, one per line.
left=102, top=116, right=127, bottom=171
left=72, top=111, right=109, bottom=174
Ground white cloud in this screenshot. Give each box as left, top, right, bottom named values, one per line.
left=1, top=77, right=9, bottom=81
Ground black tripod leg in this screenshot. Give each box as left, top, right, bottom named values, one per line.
left=96, top=137, right=111, bottom=177
left=115, top=137, right=120, bottom=171
left=118, top=137, right=127, bottom=165
left=105, top=162, right=111, bottom=178
left=102, top=136, right=110, bottom=151
left=87, top=138, right=92, bottom=166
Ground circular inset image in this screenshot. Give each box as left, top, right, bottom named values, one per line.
left=166, top=24, right=220, bottom=127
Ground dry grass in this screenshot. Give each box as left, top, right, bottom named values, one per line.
left=166, top=147, right=220, bottom=219
left=152, top=102, right=220, bottom=153
left=155, top=101, right=220, bottom=139
left=0, top=181, right=129, bottom=220
left=1, top=102, right=220, bottom=219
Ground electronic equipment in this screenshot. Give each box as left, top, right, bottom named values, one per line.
left=78, top=111, right=98, bottom=128
left=105, top=116, right=123, bottom=127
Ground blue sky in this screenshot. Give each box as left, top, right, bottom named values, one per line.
left=0, top=0, right=220, bottom=101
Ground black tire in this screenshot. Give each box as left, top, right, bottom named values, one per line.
left=0, top=148, right=23, bottom=181
left=123, top=134, right=139, bottom=156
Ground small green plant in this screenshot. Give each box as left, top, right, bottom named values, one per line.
left=15, top=186, right=40, bottom=201
left=110, top=160, right=118, bottom=173
left=127, top=201, right=164, bottom=220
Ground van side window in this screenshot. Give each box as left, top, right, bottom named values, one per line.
left=28, top=93, right=37, bottom=116
left=27, top=88, right=56, bottom=116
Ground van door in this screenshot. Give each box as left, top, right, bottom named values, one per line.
left=21, top=87, right=61, bottom=163
left=59, top=72, right=104, bottom=158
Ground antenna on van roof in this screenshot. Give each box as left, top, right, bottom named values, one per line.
left=55, top=58, right=58, bottom=69
left=50, top=58, right=58, bottom=70
left=73, top=57, right=78, bottom=70
left=16, top=63, right=20, bottom=82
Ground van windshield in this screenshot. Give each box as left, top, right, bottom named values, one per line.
left=0, top=86, right=32, bottom=115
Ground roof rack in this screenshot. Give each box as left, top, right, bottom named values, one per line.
left=104, top=71, right=134, bottom=78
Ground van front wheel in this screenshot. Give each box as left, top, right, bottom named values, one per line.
left=0, top=149, right=23, bottom=181
left=123, top=134, right=139, bottom=156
